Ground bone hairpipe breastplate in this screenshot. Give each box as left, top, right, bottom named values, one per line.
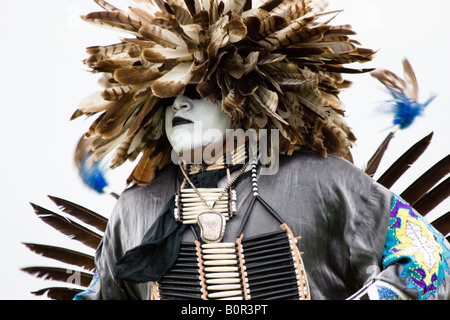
left=151, top=151, right=311, bottom=300
left=151, top=224, right=310, bottom=300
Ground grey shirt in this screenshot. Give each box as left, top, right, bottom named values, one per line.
left=78, top=150, right=450, bottom=300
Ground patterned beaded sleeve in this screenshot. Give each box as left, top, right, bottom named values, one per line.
left=350, top=194, right=450, bottom=300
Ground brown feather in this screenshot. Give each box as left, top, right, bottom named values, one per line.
left=402, top=58, right=419, bottom=102
left=128, top=96, right=159, bottom=136
left=170, top=4, right=193, bottom=25
left=151, top=61, right=195, bottom=98
left=260, top=24, right=330, bottom=50
left=22, top=243, right=96, bottom=272
left=94, top=93, right=136, bottom=139
left=114, top=67, right=161, bottom=85
left=127, top=147, right=158, bottom=186
left=93, top=0, right=121, bottom=12
left=400, top=154, right=450, bottom=205
left=266, top=0, right=312, bottom=20
left=413, top=177, right=450, bottom=216
left=258, top=0, right=286, bottom=13
left=431, top=210, right=450, bottom=236
left=139, top=23, right=185, bottom=48
left=365, top=132, right=395, bottom=177
left=30, top=203, right=102, bottom=250
left=82, top=11, right=142, bottom=33
left=110, top=135, right=134, bottom=169
left=48, top=195, right=108, bottom=232
left=101, top=85, right=133, bottom=101
left=21, top=267, right=93, bottom=288
left=31, top=287, right=83, bottom=300
left=377, top=132, right=433, bottom=189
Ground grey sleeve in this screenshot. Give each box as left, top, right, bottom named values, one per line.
left=349, top=189, right=450, bottom=300
left=347, top=179, right=393, bottom=289
left=74, top=199, right=130, bottom=300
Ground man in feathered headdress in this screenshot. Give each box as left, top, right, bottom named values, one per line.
left=73, top=0, right=450, bottom=300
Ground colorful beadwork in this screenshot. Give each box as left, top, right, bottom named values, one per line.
left=383, top=194, right=450, bottom=300
left=73, top=271, right=99, bottom=300
left=374, top=282, right=404, bottom=300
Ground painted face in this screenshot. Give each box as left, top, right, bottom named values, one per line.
left=165, top=96, right=231, bottom=155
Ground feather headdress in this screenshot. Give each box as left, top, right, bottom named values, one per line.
left=72, top=0, right=375, bottom=186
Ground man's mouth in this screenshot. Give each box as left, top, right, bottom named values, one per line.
left=172, top=116, right=193, bottom=127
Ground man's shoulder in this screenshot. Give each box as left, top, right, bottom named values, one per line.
left=116, top=164, right=179, bottom=207
left=276, top=149, right=366, bottom=177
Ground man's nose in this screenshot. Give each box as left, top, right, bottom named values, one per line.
left=172, top=96, right=192, bottom=111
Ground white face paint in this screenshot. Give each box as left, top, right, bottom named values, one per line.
left=165, top=96, right=231, bottom=155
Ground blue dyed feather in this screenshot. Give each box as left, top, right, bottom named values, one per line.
left=385, top=87, right=436, bottom=130
left=78, top=153, right=109, bottom=194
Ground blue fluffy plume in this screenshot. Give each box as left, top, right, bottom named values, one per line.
left=386, top=87, right=436, bottom=129
left=78, top=153, right=109, bottom=194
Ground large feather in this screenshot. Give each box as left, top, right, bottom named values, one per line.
left=48, top=196, right=108, bottom=232
left=22, top=243, right=95, bottom=272
left=139, top=23, right=186, bottom=48
left=21, top=267, right=93, bottom=288
left=93, top=0, right=121, bottom=12
left=431, top=211, right=450, bottom=237
left=30, top=203, right=102, bottom=250
left=151, top=61, right=195, bottom=98
left=93, top=93, right=136, bottom=140
left=365, top=132, right=395, bottom=177
left=251, top=86, right=288, bottom=124
left=82, top=11, right=142, bottom=34
left=31, top=287, right=83, bottom=300
left=142, top=45, right=191, bottom=63
left=400, top=154, right=450, bottom=206
left=413, top=177, right=450, bottom=216
left=76, top=91, right=114, bottom=115
left=402, top=58, right=419, bottom=102
left=377, top=132, right=433, bottom=189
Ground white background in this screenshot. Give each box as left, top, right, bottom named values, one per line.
left=0, top=0, right=448, bottom=299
